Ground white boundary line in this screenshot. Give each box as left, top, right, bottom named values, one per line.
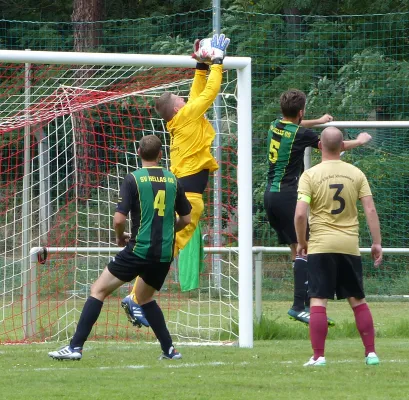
left=10, top=358, right=406, bottom=372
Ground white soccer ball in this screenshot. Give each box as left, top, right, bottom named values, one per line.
left=198, top=38, right=213, bottom=64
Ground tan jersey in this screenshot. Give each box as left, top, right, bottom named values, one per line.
left=297, top=160, right=372, bottom=255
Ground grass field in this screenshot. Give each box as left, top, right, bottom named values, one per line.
left=1, top=301, right=409, bottom=400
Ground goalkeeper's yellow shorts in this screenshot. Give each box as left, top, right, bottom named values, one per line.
left=174, top=192, right=204, bottom=257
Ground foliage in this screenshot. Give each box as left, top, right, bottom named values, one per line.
left=307, top=49, right=409, bottom=120
left=228, top=0, right=408, bottom=15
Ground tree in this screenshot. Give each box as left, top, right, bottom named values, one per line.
left=71, top=0, right=105, bottom=200
left=72, top=0, right=104, bottom=52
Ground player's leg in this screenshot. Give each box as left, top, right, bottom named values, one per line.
left=48, top=265, right=124, bottom=360
left=264, top=190, right=310, bottom=321
left=349, top=297, right=378, bottom=365
left=121, top=277, right=150, bottom=328
left=119, top=249, right=150, bottom=327
left=303, top=253, right=337, bottom=366
left=291, top=248, right=308, bottom=311
left=137, top=262, right=182, bottom=360
left=304, top=296, right=328, bottom=367
left=288, top=246, right=313, bottom=323
left=124, top=193, right=204, bottom=323
left=339, top=255, right=378, bottom=365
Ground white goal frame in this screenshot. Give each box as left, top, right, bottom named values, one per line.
left=0, top=50, right=253, bottom=348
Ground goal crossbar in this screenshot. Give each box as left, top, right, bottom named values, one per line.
left=0, top=50, right=251, bottom=69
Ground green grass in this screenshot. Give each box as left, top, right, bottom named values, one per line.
left=256, top=300, right=409, bottom=339
left=3, top=300, right=409, bottom=344
left=1, top=301, right=409, bottom=399
left=1, top=339, right=408, bottom=400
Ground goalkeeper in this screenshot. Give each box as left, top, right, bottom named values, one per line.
left=121, top=34, right=230, bottom=328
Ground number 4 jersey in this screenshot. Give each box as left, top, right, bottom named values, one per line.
left=297, top=160, right=372, bottom=255
left=116, top=167, right=192, bottom=262
left=266, top=119, right=319, bottom=193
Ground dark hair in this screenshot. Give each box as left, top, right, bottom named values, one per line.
left=280, top=89, right=306, bottom=118
left=138, top=135, right=162, bottom=161
left=155, top=92, right=175, bottom=122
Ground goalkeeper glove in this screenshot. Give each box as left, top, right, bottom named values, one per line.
left=210, top=33, right=230, bottom=65
left=191, top=38, right=210, bottom=70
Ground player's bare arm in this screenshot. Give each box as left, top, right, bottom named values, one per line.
left=343, top=131, right=372, bottom=150
left=360, top=195, right=383, bottom=267
left=113, top=211, right=130, bottom=247
left=300, top=113, right=333, bottom=128
left=294, top=198, right=309, bottom=257
left=175, top=214, right=191, bottom=232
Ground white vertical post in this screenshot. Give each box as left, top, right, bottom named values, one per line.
left=36, top=127, right=51, bottom=242
left=212, top=0, right=222, bottom=289
left=22, top=50, right=34, bottom=338
left=237, top=62, right=253, bottom=348
left=254, top=251, right=263, bottom=323
left=29, top=250, right=37, bottom=335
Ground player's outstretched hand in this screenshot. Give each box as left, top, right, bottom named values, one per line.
left=371, top=243, right=383, bottom=267
left=210, top=33, right=230, bottom=64
left=317, top=113, right=333, bottom=124
left=191, top=38, right=206, bottom=63
left=356, top=131, right=372, bottom=145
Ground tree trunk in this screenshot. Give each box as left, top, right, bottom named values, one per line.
left=71, top=0, right=104, bottom=200
left=72, top=0, right=103, bottom=52
left=282, top=7, right=303, bottom=42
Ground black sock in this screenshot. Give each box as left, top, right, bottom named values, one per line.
left=70, top=296, right=103, bottom=348
left=304, top=283, right=310, bottom=309
left=141, top=300, right=172, bottom=353
left=292, top=257, right=308, bottom=311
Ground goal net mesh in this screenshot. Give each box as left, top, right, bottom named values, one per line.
left=0, top=61, right=239, bottom=344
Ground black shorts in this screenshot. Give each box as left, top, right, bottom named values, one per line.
left=307, top=253, right=365, bottom=300
left=264, top=189, right=308, bottom=245
left=178, top=169, right=209, bottom=194
left=107, top=249, right=171, bottom=291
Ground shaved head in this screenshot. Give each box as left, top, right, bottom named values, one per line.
left=320, top=127, right=344, bottom=153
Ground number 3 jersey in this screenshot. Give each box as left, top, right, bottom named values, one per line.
left=266, top=119, right=319, bottom=193
left=297, top=160, right=372, bottom=255
left=116, top=167, right=192, bottom=262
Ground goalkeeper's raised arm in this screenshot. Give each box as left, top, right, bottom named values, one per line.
left=154, top=34, right=230, bottom=122
left=187, top=34, right=230, bottom=114
left=189, top=34, right=230, bottom=102
left=154, top=33, right=230, bottom=179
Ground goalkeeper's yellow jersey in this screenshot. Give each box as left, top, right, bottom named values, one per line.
left=166, top=64, right=221, bottom=178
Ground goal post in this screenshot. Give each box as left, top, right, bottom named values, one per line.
left=0, top=50, right=253, bottom=347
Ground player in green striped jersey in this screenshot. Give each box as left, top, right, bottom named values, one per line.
left=48, top=135, right=192, bottom=361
